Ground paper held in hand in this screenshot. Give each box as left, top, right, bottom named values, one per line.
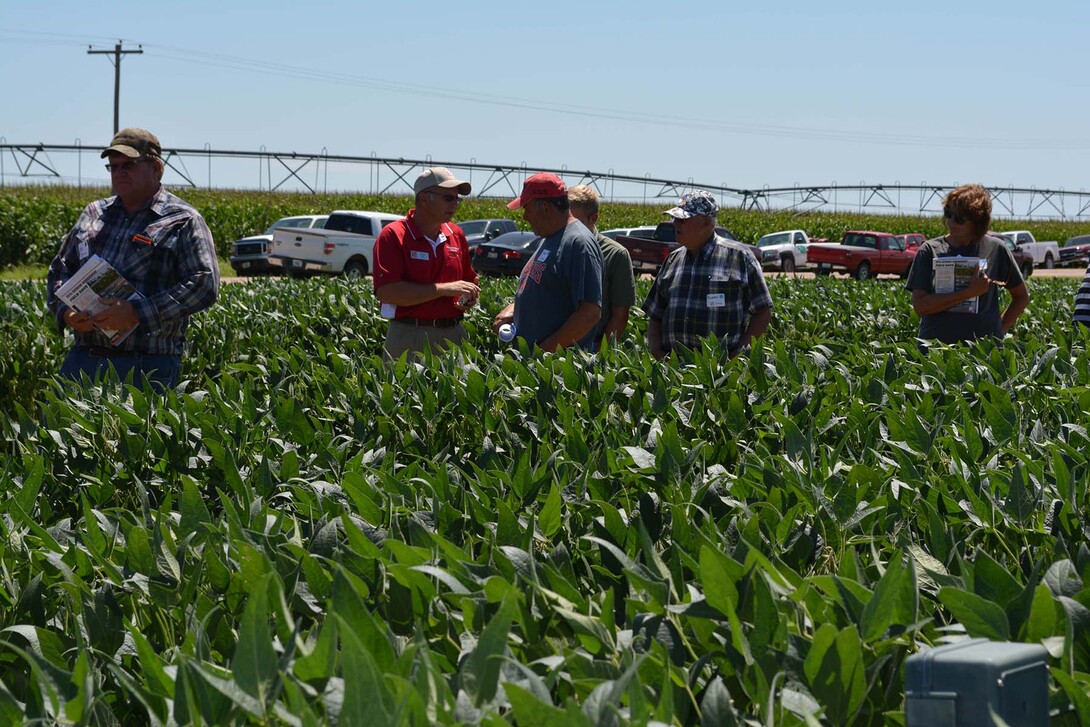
left=54, top=254, right=143, bottom=345
left=933, top=256, right=984, bottom=314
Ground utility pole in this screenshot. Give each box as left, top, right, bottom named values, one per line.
left=87, top=41, right=143, bottom=134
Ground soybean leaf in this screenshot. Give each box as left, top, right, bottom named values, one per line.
left=937, top=587, right=1011, bottom=641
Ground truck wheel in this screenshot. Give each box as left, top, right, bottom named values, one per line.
left=1022, top=262, right=1034, bottom=278
left=1043, top=253, right=1055, bottom=269
left=853, top=261, right=872, bottom=281
left=343, top=260, right=368, bottom=279
left=781, top=256, right=796, bottom=273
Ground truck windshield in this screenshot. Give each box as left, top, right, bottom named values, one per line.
left=843, top=234, right=878, bottom=249
left=757, top=233, right=791, bottom=248
left=459, top=221, right=487, bottom=235
left=325, top=214, right=374, bottom=236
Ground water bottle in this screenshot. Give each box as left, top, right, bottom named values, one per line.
left=498, top=323, right=516, bottom=342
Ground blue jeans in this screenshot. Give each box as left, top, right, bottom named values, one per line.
left=60, top=347, right=182, bottom=390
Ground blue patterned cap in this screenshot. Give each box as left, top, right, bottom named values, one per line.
left=664, top=190, right=718, bottom=219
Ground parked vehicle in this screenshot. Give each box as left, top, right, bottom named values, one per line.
left=471, top=231, right=541, bottom=276
left=601, top=226, right=656, bottom=241
left=754, top=230, right=811, bottom=272
left=229, top=215, right=328, bottom=275
left=458, top=219, right=518, bottom=252
left=1059, top=234, right=1090, bottom=268
left=614, top=221, right=742, bottom=275
left=994, top=231, right=1060, bottom=269
left=807, top=231, right=917, bottom=280
left=268, top=210, right=403, bottom=278
left=994, top=235, right=1035, bottom=280
left=896, top=233, right=927, bottom=252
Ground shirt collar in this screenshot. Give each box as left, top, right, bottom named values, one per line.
left=405, top=209, right=450, bottom=245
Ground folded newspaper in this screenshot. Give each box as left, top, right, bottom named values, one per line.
left=54, top=254, right=143, bottom=345
left=933, top=256, right=985, bottom=314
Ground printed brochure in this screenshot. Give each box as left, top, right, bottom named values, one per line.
left=54, top=254, right=142, bottom=345
left=933, top=256, right=984, bottom=314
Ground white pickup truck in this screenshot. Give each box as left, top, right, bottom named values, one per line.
left=994, top=230, right=1060, bottom=269
left=753, top=229, right=812, bottom=272
left=268, top=210, right=403, bottom=278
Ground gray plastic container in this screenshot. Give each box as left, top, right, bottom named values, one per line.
left=904, top=638, right=1049, bottom=726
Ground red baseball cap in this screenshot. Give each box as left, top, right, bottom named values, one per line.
left=507, top=172, right=567, bottom=209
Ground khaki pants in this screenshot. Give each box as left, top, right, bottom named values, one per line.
left=383, top=320, right=466, bottom=361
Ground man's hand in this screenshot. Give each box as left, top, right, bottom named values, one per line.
left=493, top=304, right=515, bottom=335
left=441, top=280, right=479, bottom=300
left=89, top=298, right=139, bottom=333
left=447, top=280, right=480, bottom=310
left=64, top=308, right=97, bottom=333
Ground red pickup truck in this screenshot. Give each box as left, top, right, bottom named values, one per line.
left=808, top=231, right=917, bottom=280
left=616, top=221, right=757, bottom=275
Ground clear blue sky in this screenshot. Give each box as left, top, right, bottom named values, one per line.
left=2, top=0, right=1089, bottom=195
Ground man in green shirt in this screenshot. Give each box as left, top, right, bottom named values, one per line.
left=568, top=185, right=636, bottom=349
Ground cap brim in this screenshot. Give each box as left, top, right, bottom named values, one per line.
left=100, top=144, right=142, bottom=159
left=435, top=179, right=472, bottom=195
left=664, top=207, right=694, bottom=219
left=507, top=196, right=525, bottom=210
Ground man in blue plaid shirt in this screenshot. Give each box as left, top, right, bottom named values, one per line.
left=642, top=191, right=772, bottom=359
left=47, top=128, right=219, bottom=388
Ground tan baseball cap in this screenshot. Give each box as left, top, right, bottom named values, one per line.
left=414, top=167, right=471, bottom=195
left=101, top=128, right=162, bottom=159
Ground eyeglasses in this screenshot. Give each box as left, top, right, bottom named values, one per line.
left=943, top=207, right=967, bottom=225
left=104, top=159, right=146, bottom=173
left=428, top=191, right=462, bottom=204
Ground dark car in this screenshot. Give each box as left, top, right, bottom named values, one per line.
left=1060, top=234, right=1090, bottom=268
left=471, top=231, right=541, bottom=276
left=997, top=236, right=1034, bottom=279
left=458, top=219, right=518, bottom=253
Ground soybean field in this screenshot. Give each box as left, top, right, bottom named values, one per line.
left=1, top=274, right=1089, bottom=725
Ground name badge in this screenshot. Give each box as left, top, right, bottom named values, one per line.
left=411, top=250, right=430, bottom=261
left=78, top=240, right=90, bottom=262
left=707, top=293, right=726, bottom=308
left=537, top=250, right=550, bottom=262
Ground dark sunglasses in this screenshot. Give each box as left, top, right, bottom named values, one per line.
left=943, top=207, right=967, bottom=225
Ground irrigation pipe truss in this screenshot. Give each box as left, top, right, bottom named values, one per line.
left=3, top=142, right=1089, bottom=219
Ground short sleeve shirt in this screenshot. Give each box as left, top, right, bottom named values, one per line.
left=373, top=210, right=477, bottom=320
left=513, top=220, right=603, bottom=349
left=642, top=235, right=772, bottom=355
left=905, top=234, right=1024, bottom=343
left=594, top=232, right=637, bottom=342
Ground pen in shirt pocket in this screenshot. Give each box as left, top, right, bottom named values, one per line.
left=132, top=233, right=154, bottom=246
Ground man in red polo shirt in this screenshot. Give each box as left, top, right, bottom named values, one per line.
left=373, top=167, right=480, bottom=360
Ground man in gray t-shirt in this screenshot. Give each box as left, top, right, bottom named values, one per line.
left=905, top=184, right=1028, bottom=344
left=492, top=173, right=603, bottom=352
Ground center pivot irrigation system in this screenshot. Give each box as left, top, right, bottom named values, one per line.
left=3, top=141, right=1089, bottom=220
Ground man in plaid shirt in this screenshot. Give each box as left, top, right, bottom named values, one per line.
left=642, top=191, right=772, bottom=359
left=47, top=128, right=219, bottom=388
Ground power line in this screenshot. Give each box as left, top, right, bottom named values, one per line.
left=5, top=28, right=1087, bottom=151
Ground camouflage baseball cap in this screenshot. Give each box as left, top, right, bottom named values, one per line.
left=101, top=128, right=162, bottom=159
left=664, top=190, right=718, bottom=219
